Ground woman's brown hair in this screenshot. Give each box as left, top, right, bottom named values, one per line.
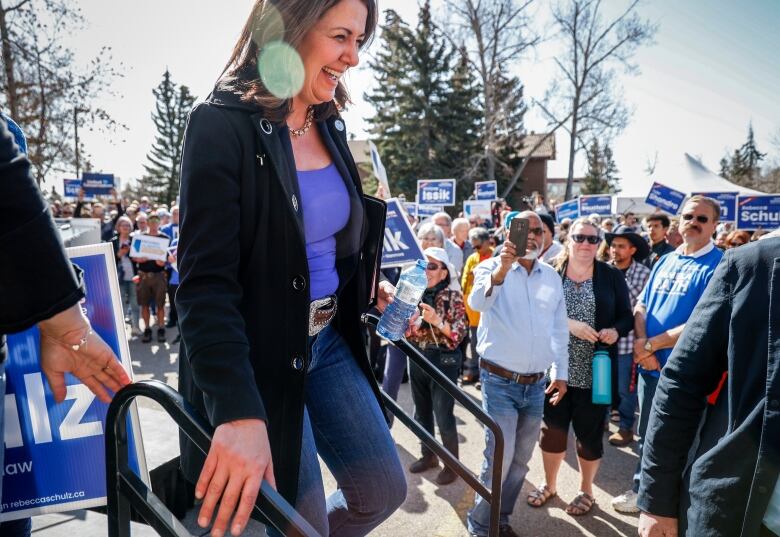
left=221, top=0, right=378, bottom=122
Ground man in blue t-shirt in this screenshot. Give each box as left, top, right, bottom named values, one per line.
left=612, top=196, right=724, bottom=514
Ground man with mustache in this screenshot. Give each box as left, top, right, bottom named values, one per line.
left=612, top=196, right=723, bottom=514
left=466, top=211, right=569, bottom=537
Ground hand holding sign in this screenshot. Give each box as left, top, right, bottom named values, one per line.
left=37, top=303, right=131, bottom=403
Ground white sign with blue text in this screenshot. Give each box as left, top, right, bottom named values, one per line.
left=2, top=243, right=147, bottom=521
left=736, top=195, right=780, bottom=230
left=645, top=182, right=686, bottom=215
left=417, top=179, right=456, bottom=206
left=474, top=181, right=498, bottom=201
left=382, top=198, right=425, bottom=268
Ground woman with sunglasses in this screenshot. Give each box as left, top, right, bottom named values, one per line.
left=528, top=218, right=632, bottom=516
left=406, top=247, right=468, bottom=486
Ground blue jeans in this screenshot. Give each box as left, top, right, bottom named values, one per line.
left=617, top=353, right=638, bottom=431
left=0, top=362, right=32, bottom=536
left=633, top=373, right=659, bottom=492
left=382, top=344, right=407, bottom=403
left=269, top=325, right=406, bottom=537
left=118, top=279, right=140, bottom=330
left=467, top=370, right=546, bottom=536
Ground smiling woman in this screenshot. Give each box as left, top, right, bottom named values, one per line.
left=175, top=1, right=408, bottom=537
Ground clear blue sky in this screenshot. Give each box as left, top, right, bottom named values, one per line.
left=64, top=0, right=780, bottom=195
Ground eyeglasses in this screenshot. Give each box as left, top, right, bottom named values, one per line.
left=528, top=227, right=544, bottom=236
left=426, top=262, right=445, bottom=271
left=682, top=213, right=709, bottom=224
left=571, top=234, right=600, bottom=245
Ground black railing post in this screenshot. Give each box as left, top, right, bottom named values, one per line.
left=362, top=313, right=504, bottom=537
left=105, top=380, right=320, bottom=537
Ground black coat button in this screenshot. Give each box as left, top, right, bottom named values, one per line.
left=291, top=356, right=305, bottom=371
left=292, top=275, right=306, bottom=291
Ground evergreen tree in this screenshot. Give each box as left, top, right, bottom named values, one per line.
left=738, top=123, right=766, bottom=184
left=720, top=123, right=766, bottom=190
left=581, top=140, right=620, bottom=194
left=142, top=70, right=196, bottom=204
left=366, top=2, right=454, bottom=199
left=442, top=45, right=484, bottom=202
left=490, top=70, right=527, bottom=195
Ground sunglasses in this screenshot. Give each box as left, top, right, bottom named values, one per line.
left=682, top=213, right=709, bottom=224
left=571, top=234, right=600, bottom=245
left=426, top=262, right=445, bottom=271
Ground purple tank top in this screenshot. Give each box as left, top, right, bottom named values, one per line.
left=297, top=163, right=350, bottom=300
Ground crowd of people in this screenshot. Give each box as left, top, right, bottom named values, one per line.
left=50, top=190, right=181, bottom=343
left=367, top=193, right=776, bottom=536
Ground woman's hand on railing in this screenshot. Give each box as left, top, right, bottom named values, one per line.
left=195, top=418, right=275, bottom=537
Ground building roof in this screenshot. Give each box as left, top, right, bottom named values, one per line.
left=514, top=133, right=556, bottom=160
left=347, top=140, right=371, bottom=164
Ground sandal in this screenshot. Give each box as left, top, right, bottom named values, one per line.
left=527, top=484, right=557, bottom=507
left=566, top=492, right=595, bottom=516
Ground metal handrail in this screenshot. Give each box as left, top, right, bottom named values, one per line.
left=105, top=380, right=320, bottom=537
left=363, top=313, right=504, bottom=537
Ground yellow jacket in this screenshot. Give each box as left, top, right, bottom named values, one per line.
left=461, top=249, right=493, bottom=327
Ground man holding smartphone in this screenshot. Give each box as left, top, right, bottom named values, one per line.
left=466, top=211, right=569, bottom=537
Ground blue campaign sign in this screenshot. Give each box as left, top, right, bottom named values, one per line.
left=417, top=179, right=456, bottom=206
left=382, top=198, right=425, bottom=268
left=692, top=192, right=738, bottom=222
left=1, top=243, right=146, bottom=521
left=474, top=180, right=498, bottom=201
left=645, top=182, right=686, bottom=214
left=555, top=198, right=580, bottom=221
left=736, top=195, right=780, bottom=230
left=81, top=173, right=114, bottom=197
left=63, top=179, right=80, bottom=198
left=579, top=195, right=613, bottom=216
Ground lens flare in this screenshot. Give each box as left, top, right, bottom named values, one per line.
left=257, top=41, right=304, bottom=99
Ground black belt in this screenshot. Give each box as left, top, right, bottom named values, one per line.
left=479, top=359, right=544, bottom=384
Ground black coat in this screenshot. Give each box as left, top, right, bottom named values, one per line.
left=175, top=86, right=386, bottom=505
left=0, top=120, right=83, bottom=362
left=638, top=238, right=780, bottom=536
left=556, top=259, right=634, bottom=357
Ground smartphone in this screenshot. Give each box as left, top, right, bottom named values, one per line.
left=508, top=217, right=529, bottom=254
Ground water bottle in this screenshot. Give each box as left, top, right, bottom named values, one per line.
left=592, top=347, right=612, bottom=405
left=376, top=259, right=428, bottom=341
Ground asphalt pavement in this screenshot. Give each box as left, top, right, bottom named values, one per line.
left=32, top=323, right=640, bottom=536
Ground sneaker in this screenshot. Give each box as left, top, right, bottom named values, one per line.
left=611, top=489, right=639, bottom=513
left=408, top=455, right=438, bottom=473
left=609, top=429, right=634, bottom=447
left=499, top=525, right=520, bottom=537
left=141, top=328, right=152, bottom=343
left=157, top=328, right=166, bottom=343
left=434, top=466, right=458, bottom=485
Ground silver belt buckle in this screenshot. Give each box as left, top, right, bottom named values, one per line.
left=309, top=295, right=337, bottom=336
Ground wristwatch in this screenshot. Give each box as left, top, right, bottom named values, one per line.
left=644, top=340, right=654, bottom=352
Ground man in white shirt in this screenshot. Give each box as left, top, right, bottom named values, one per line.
left=466, top=211, right=569, bottom=537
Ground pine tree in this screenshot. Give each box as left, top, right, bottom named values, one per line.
left=738, top=123, right=766, bottom=185
left=365, top=2, right=454, bottom=199
left=490, top=70, right=527, bottom=195
left=142, top=69, right=196, bottom=204
left=442, top=45, right=484, bottom=202
left=720, top=123, right=766, bottom=190
left=581, top=140, right=620, bottom=194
